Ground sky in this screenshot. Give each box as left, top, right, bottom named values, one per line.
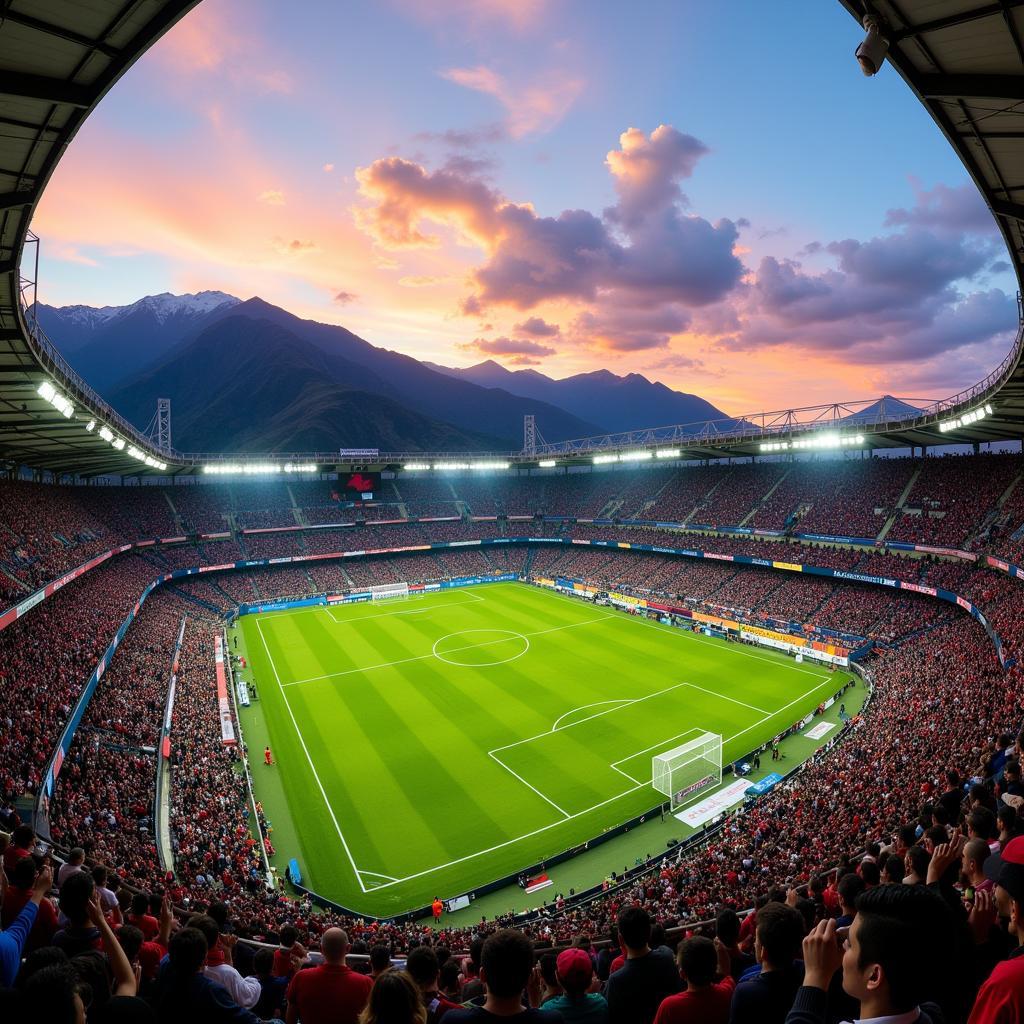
left=29, top=0, right=1019, bottom=416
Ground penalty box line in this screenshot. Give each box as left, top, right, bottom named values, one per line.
left=366, top=672, right=841, bottom=893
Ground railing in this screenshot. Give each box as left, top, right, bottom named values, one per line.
left=15, top=268, right=1024, bottom=467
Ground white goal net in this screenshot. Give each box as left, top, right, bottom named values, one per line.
left=652, top=732, right=722, bottom=810
left=370, top=582, right=410, bottom=603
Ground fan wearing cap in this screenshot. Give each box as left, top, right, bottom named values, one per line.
left=968, top=836, right=1024, bottom=1024
left=542, top=949, right=607, bottom=1024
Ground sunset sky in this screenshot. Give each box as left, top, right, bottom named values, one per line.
left=30, top=0, right=1018, bottom=416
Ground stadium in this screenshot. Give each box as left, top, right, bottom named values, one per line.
left=2, top=1, right=1024, bottom=1022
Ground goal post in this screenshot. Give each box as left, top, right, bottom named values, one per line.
left=370, top=582, right=410, bottom=603
left=652, top=732, right=722, bottom=810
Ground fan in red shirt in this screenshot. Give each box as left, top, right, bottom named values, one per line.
left=1, top=857, right=58, bottom=952
left=968, top=836, right=1024, bottom=1024
left=271, top=923, right=306, bottom=980
left=286, top=927, right=371, bottom=1024
left=654, top=937, right=735, bottom=1024
left=126, top=892, right=160, bottom=941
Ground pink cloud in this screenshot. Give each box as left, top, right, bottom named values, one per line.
left=440, top=65, right=584, bottom=138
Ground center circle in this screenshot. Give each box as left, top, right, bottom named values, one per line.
left=432, top=629, right=530, bottom=667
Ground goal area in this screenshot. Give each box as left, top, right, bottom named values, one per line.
left=652, top=732, right=722, bottom=810
left=370, top=582, right=411, bottom=603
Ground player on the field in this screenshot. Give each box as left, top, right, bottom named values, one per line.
left=264, top=745, right=273, bottom=766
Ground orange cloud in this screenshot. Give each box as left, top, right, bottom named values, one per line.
left=259, top=189, right=285, bottom=205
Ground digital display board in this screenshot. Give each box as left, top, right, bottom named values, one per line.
left=339, top=471, right=380, bottom=500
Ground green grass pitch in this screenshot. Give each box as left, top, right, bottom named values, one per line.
left=236, top=581, right=850, bottom=917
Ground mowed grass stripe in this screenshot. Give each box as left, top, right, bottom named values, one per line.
left=240, top=583, right=852, bottom=915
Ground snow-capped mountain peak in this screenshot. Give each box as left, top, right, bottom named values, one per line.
left=121, top=291, right=241, bottom=325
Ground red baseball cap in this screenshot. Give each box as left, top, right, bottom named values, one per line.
left=556, top=948, right=594, bottom=989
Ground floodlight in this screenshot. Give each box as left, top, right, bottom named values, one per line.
left=856, top=16, right=888, bottom=76
left=538, top=459, right=557, bottom=468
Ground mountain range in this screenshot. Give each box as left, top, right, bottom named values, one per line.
left=36, top=292, right=734, bottom=452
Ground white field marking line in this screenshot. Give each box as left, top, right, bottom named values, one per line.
left=609, top=727, right=704, bottom=770
left=490, top=680, right=693, bottom=755
left=433, top=630, right=530, bottom=668
left=365, top=673, right=842, bottom=891
left=323, top=592, right=483, bottom=623
left=359, top=869, right=399, bottom=882
left=487, top=748, right=571, bottom=818
left=679, top=681, right=768, bottom=716
left=606, top=600, right=828, bottom=678
left=280, top=613, right=615, bottom=688
left=551, top=699, right=632, bottom=732
left=255, top=619, right=368, bottom=894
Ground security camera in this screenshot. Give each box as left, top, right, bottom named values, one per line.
left=856, top=15, right=888, bottom=76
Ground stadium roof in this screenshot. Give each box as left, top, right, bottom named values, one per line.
left=1, top=0, right=1024, bottom=477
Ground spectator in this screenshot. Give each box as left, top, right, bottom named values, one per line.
left=728, top=902, right=804, bottom=1024
left=252, top=947, right=289, bottom=1021
left=153, top=927, right=265, bottom=1024
left=543, top=948, right=608, bottom=1024
left=445, top=929, right=563, bottom=1024
left=2, top=825, right=34, bottom=876
left=461, top=936, right=485, bottom=1001
left=0, top=863, right=52, bottom=986
left=370, top=943, right=393, bottom=981
left=1, top=856, right=57, bottom=951
left=190, top=915, right=261, bottom=1009
left=969, top=836, right=1024, bottom=1023
left=360, top=970, right=427, bottom=1024
left=965, top=839, right=995, bottom=897
left=604, top=907, right=682, bottom=1024
left=286, top=928, right=372, bottom=1024
left=272, top=924, right=306, bottom=980
left=836, top=873, right=865, bottom=928
left=52, top=870, right=102, bottom=956
left=791, top=885, right=954, bottom=1024
left=407, top=945, right=461, bottom=1024
left=128, top=893, right=160, bottom=941
left=56, top=848, right=85, bottom=888
left=653, top=937, right=734, bottom=1024
left=715, top=910, right=755, bottom=981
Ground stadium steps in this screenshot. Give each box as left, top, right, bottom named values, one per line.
left=162, top=490, right=186, bottom=534
left=599, top=498, right=624, bottom=519
left=876, top=466, right=922, bottom=542
left=0, top=564, right=29, bottom=595
left=686, top=470, right=736, bottom=523
left=738, top=467, right=792, bottom=527
left=165, top=584, right=226, bottom=615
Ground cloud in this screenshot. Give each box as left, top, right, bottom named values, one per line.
left=398, top=275, right=450, bottom=287
left=354, top=124, right=744, bottom=337
left=571, top=305, right=691, bottom=352
left=414, top=124, right=507, bottom=148
left=353, top=155, right=503, bottom=249
left=333, top=290, right=357, bottom=304
left=514, top=316, right=560, bottom=337
left=440, top=65, right=584, bottom=138
left=272, top=238, right=318, bottom=255
left=51, top=243, right=100, bottom=267
left=259, top=189, right=285, bottom=205
left=322, top=163, right=335, bottom=173
left=459, top=335, right=557, bottom=360
left=884, top=179, right=997, bottom=236
left=393, top=0, right=549, bottom=34
left=605, top=125, right=708, bottom=228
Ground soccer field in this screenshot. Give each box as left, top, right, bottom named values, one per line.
left=237, top=582, right=849, bottom=917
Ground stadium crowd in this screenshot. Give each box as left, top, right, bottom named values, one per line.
left=3, top=461, right=1024, bottom=1022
